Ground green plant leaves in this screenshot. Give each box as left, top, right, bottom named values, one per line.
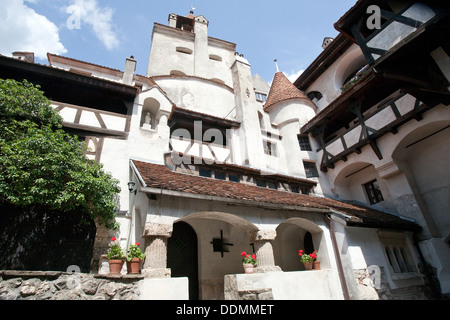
left=0, top=78, right=120, bottom=230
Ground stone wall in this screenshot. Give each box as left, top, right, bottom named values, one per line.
left=0, top=270, right=143, bottom=300
left=224, top=274, right=273, bottom=300
left=353, top=267, right=431, bottom=300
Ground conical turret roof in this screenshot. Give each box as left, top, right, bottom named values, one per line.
left=264, top=72, right=310, bottom=111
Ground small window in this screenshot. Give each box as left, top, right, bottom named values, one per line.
left=267, top=181, right=277, bottom=190
left=228, top=174, right=240, bottom=183
left=170, top=70, right=187, bottom=76
left=256, top=179, right=266, bottom=188
left=214, top=171, right=226, bottom=180
left=303, top=161, right=319, bottom=178
left=291, top=185, right=299, bottom=193
left=209, top=54, right=222, bottom=62
left=363, top=179, right=384, bottom=205
left=307, top=91, right=323, bottom=102
left=263, top=141, right=277, bottom=157
left=199, top=168, right=212, bottom=178
left=301, top=188, right=310, bottom=195
left=298, top=135, right=312, bottom=151
left=176, top=47, right=193, bottom=54
left=379, top=232, right=417, bottom=276
left=255, top=92, right=267, bottom=102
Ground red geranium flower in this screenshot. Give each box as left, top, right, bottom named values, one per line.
left=136, top=242, right=140, bottom=246
left=241, top=251, right=246, bottom=257
left=111, top=237, right=117, bottom=241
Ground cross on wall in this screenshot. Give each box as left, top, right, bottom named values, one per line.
left=210, top=230, right=233, bottom=257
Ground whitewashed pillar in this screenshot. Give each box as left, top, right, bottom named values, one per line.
left=252, top=230, right=281, bottom=272
left=141, top=222, right=172, bottom=278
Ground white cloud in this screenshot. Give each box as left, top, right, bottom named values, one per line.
left=69, top=0, right=119, bottom=50
left=284, top=69, right=304, bottom=83
left=0, top=0, right=67, bottom=60
left=267, top=69, right=304, bottom=86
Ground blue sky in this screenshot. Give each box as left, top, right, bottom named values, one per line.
left=1, top=0, right=357, bottom=84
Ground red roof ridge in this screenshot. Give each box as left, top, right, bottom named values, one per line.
left=130, top=159, right=421, bottom=231
left=47, top=53, right=124, bottom=74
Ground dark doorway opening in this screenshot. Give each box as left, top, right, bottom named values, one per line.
left=167, top=221, right=199, bottom=300
left=304, top=231, right=315, bottom=254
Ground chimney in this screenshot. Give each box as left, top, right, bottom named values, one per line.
left=123, top=56, right=136, bottom=85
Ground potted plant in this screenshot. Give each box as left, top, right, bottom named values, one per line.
left=298, top=249, right=319, bottom=270
left=107, top=237, right=125, bottom=275
left=311, top=250, right=320, bottom=270
left=241, top=251, right=257, bottom=273
left=126, top=242, right=145, bottom=274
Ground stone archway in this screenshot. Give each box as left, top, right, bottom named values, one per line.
left=391, top=120, right=450, bottom=295
left=392, top=121, right=450, bottom=238
left=175, top=211, right=259, bottom=300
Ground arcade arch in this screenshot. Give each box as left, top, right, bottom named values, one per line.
left=274, top=217, right=330, bottom=271
left=392, top=120, right=450, bottom=238
left=170, top=211, right=259, bottom=300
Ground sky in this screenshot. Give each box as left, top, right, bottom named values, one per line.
left=0, top=0, right=357, bottom=84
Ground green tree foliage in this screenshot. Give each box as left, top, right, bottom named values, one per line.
left=0, top=79, right=120, bottom=229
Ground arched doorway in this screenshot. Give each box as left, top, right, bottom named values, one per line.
left=167, top=221, right=199, bottom=300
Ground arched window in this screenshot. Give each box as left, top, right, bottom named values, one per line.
left=303, top=231, right=314, bottom=254
left=334, top=47, right=367, bottom=91
left=170, top=70, right=187, bottom=77
left=209, top=54, right=222, bottom=62
left=176, top=47, right=193, bottom=55
left=141, top=97, right=160, bottom=129
left=258, top=111, right=265, bottom=130
left=307, top=91, right=323, bottom=102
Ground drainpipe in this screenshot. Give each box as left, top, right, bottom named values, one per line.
left=326, top=214, right=351, bottom=300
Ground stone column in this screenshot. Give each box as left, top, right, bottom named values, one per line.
left=141, top=222, right=172, bottom=278
left=252, top=230, right=281, bottom=272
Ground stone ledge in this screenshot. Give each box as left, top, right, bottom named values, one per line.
left=94, top=273, right=144, bottom=280
left=0, top=270, right=144, bottom=281
left=238, top=288, right=274, bottom=300
left=0, top=270, right=65, bottom=280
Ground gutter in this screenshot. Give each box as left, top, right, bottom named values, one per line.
left=129, top=160, right=147, bottom=188
left=326, top=214, right=351, bottom=300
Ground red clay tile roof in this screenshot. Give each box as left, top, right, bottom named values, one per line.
left=264, top=72, right=311, bottom=111
left=131, top=160, right=421, bottom=231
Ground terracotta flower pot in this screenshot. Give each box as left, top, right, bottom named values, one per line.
left=313, top=260, right=321, bottom=270
left=243, top=263, right=255, bottom=274
left=108, top=259, right=125, bottom=275
left=127, top=258, right=143, bottom=274
left=303, top=261, right=313, bottom=270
